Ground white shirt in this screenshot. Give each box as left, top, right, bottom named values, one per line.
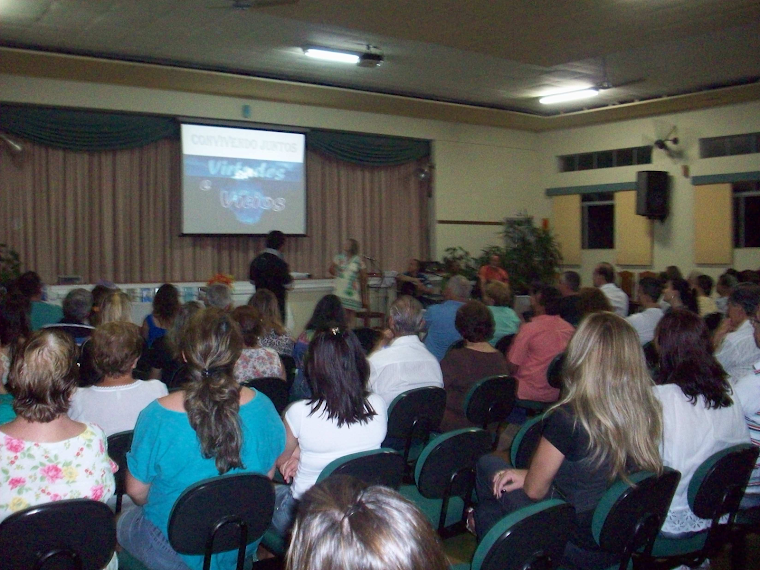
left=715, top=320, right=760, bottom=383
left=655, top=384, right=750, bottom=534
left=285, top=393, right=387, bottom=499
left=625, top=307, right=664, bottom=345
left=600, top=283, right=629, bottom=317
left=732, top=360, right=760, bottom=497
left=68, top=380, right=168, bottom=436
left=368, top=335, right=443, bottom=409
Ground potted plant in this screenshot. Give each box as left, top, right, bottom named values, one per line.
left=498, top=215, right=562, bottom=295
left=0, top=243, right=21, bottom=293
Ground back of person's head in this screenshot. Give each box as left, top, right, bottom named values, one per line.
left=205, top=283, right=233, bottom=310
left=153, top=284, right=181, bottom=324
left=266, top=230, right=286, bottom=250
left=485, top=281, right=512, bottom=307
left=286, top=476, right=449, bottom=570
left=638, top=277, right=663, bottom=303
left=167, top=301, right=204, bottom=359
left=231, top=305, right=262, bottom=348
left=9, top=329, right=79, bottom=422
left=668, top=278, right=699, bottom=313
left=445, top=275, right=472, bottom=300
left=347, top=238, right=360, bottom=257
left=305, top=325, right=375, bottom=427
left=717, top=272, right=738, bottom=293
left=577, top=287, right=612, bottom=319
left=655, top=309, right=731, bottom=409
left=15, top=271, right=43, bottom=299
left=306, top=294, right=347, bottom=331
left=729, top=282, right=760, bottom=317
left=696, top=274, right=714, bottom=297
left=99, top=291, right=132, bottom=324
left=89, top=284, right=114, bottom=326
left=62, top=288, right=93, bottom=323
left=388, top=296, right=424, bottom=336
left=739, top=269, right=760, bottom=285
left=664, top=265, right=684, bottom=282
left=559, top=312, right=662, bottom=481
left=248, top=288, right=285, bottom=334
left=560, top=271, right=581, bottom=293
left=595, top=262, right=615, bottom=284
left=91, top=321, right=143, bottom=379
left=0, top=294, right=31, bottom=347
left=532, top=284, right=562, bottom=315
left=455, top=300, right=495, bottom=343
left=181, top=308, right=244, bottom=474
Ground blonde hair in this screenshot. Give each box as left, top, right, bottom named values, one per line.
left=99, top=291, right=132, bottom=324
left=485, top=281, right=512, bottom=306
left=555, top=312, right=662, bottom=482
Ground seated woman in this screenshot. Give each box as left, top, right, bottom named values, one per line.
left=291, top=294, right=348, bottom=400
left=484, top=281, right=520, bottom=347
left=248, top=288, right=295, bottom=356
left=0, top=330, right=117, bottom=568
left=0, top=293, right=30, bottom=389
left=68, top=321, right=168, bottom=436
left=231, top=305, right=286, bottom=383
left=440, top=300, right=509, bottom=432
left=286, top=476, right=449, bottom=570
left=118, top=308, right=285, bottom=570
left=653, top=309, right=750, bottom=537
left=141, top=283, right=180, bottom=348
left=270, top=326, right=387, bottom=538
left=473, top=312, right=663, bottom=569
left=146, top=301, right=204, bottom=390
left=576, top=287, right=612, bottom=321
left=662, top=278, right=699, bottom=314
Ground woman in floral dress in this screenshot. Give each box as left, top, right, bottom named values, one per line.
left=0, top=329, right=117, bottom=570
left=329, top=238, right=367, bottom=327
left=231, top=305, right=286, bottom=383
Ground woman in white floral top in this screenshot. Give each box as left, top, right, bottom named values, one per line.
left=231, top=306, right=286, bottom=383
left=0, top=329, right=117, bottom=570
left=248, top=289, right=295, bottom=356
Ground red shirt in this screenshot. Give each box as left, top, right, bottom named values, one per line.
left=479, top=265, right=509, bottom=284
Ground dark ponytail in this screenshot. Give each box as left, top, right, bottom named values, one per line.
left=181, top=308, right=245, bottom=474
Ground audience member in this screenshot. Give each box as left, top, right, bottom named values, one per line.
left=396, top=258, right=434, bottom=300
left=291, top=294, right=348, bottom=400
left=0, top=294, right=30, bottom=387
left=270, top=326, right=386, bottom=538
left=15, top=271, right=63, bottom=330
left=118, top=308, right=285, bottom=570
left=89, top=282, right=114, bottom=326
left=329, top=238, right=367, bottom=326
left=653, top=310, right=750, bottom=535
left=141, top=283, right=180, bottom=348
left=714, top=283, right=760, bottom=382
left=248, top=288, right=294, bottom=356
left=145, top=301, right=203, bottom=390
left=46, top=288, right=94, bottom=345
left=423, top=275, right=472, bottom=361
left=576, top=287, right=613, bottom=321
left=663, top=265, right=684, bottom=282
left=249, top=230, right=293, bottom=322
left=0, top=382, right=13, bottom=424
left=739, top=269, right=760, bottom=285
left=68, top=322, right=167, bottom=436
left=695, top=274, right=718, bottom=316
left=473, top=313, right=662, bottom=570
left=367, top=296, right=442, bottom=409
left=286, top=476, right=449, bottom=570
left=0, top=330, right=117, bottom=570
left=484, top=281, right=520, bottom=346
left=557, top=270, right=582, bottom=327
left=716, top=272, right=738, bottom=315
left=507, top=285, right=574, bottom=404
left=231, top=305, right=286, bottom=382
left=478, top=253, right=509, bottom=297
left=625, top=277, right=664, bottom=345
left=441, top=301, right=508, bottom=431
left=663, top=278, right=699, bottom=314
left=732, top=301, right=760, bottom=508
left=204, top=282, right=233, bottom=310
left=592, top=262, right=628, bottom=317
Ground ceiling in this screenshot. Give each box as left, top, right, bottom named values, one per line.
left=1, top=0, right=759, bottom=116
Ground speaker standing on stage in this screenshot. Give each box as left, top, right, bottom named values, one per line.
left=250, top=230, right=292, bottom=323
left=329, top=239, right=367, bottom=327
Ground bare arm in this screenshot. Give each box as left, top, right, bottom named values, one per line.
left=275, top=422, right=300, bottom=483
left=125, top=469, right=151, bottom=506
left=491, top=436, right=565, bottom=501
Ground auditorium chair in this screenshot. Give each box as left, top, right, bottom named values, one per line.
left=509, top=413, right=545, bottom=469
left=463, top=374, right=516, bottom=448
left=243, top=376, right=289, bottom=415
left=107, top=429, right=134, bottom=514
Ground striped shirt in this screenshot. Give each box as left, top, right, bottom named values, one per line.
left=733, top=360, right=760, bottom=496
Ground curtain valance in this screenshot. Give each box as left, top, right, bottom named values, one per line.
left=307, top=130, right=430, bottom=166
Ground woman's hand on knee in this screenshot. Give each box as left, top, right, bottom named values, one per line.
left=492, top=468, right=527, bottom=497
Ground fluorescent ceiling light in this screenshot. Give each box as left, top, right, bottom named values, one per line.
left=539, top=88, right=599, bottom=105
left=304, top=48, right=360, bottom=64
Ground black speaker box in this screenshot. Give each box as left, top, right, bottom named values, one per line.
left=636, top=171, right=669, bottom=221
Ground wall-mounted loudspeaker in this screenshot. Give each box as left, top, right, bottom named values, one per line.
left=636, top=170, right=669, bottom=221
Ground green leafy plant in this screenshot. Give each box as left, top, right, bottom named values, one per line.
left=441, top=246, right=478, bottom=281
left=0, top=243, right=21, bottom=287
left=498, top=215, right=562, bottom=294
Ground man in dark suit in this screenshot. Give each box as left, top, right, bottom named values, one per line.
left=249, top=230, right=292, bottom=322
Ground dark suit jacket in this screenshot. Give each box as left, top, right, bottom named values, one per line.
left=249, top=251, right=292, bottom=321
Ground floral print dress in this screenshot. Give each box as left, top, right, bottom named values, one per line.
left=332, top=253, right=365, bottom=311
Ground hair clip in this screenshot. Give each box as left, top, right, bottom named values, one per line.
left=201, top=368, right=210, bottom=378
left=330, top=327, right=340, bottom=336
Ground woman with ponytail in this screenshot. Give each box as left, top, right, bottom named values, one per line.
left=118, top=308, right=286, bottom=570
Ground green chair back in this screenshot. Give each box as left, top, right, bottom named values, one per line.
left=316, top=448, right=405, bottom=489
left=463, top=374, right=516, bottom=430
left=509, top=413, right=545, bottom=469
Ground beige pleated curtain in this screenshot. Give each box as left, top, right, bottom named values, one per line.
left=0, top=138, right=430, bottom=284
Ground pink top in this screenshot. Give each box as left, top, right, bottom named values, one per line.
left=479, top=265, right=509, bottom=284
left=508, top=314, right=574, bottom=402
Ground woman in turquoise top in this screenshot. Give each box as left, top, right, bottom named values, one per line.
left=329, top=238, right=367, bottom=326
left=484, top=281, right=520, bottom=347
left=118, top=308, right=286, bottom=570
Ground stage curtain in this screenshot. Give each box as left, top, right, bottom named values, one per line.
left=0, top=104, right=179, bottom=151
left=0, top=138, right=430, bottom=284
left=307, top=130, right=430, bottom=166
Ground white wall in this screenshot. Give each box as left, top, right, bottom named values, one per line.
left=540, top=100, right=760, bottom=286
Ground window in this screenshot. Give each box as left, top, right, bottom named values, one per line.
left=582, top=193, right=614, bottom=249
left=733, top=181, right=760, bottom=248
left=558, top=146, right=652, bottom=172
left=700, top=132, right=760, bottom=158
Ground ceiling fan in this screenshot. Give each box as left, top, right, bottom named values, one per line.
left=209, top=0, right=299, bottom=10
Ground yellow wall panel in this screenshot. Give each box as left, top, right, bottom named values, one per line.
left=615, top=190, right=652, bottom=266
left=694, top=184, right=733, bottom=265
left=552, top=194, right=581, bottom=266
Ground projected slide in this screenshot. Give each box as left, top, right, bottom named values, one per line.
left=181, top=124, right=306, bottom=235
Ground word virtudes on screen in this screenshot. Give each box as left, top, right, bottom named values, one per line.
left=181, top=124, right=307, bottom=235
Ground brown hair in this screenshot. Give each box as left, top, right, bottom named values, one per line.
left=577, top=287, right=612, bottom=320
left=248, top=289, right=286, bottom=336
left=91, top=321, right=143, bottom=379
left=10, top=330, right=79, bottom=422
left=153, top=284, right=181, bottom=325
left=231, top=305, right=263, bottom=348
left=455, top=300, right=495, bottom=343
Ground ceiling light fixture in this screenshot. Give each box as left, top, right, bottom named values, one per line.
left=304, top=48, right=360, bottom=64
left=539, top=88, right=599, bottom=105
